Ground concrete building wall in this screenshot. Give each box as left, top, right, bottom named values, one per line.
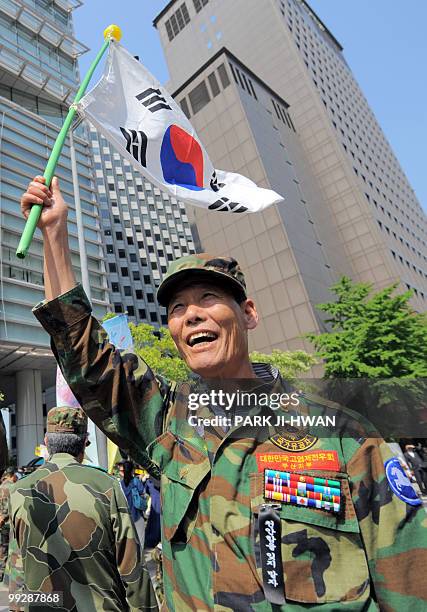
left=174, top=51, right=334, bottom=357
left=0, top=0, right=109, bottom=462
left=154, top=0, right=427, bottom=312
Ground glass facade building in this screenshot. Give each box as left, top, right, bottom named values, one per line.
left=90, top=124, right=198, bottom=327
left=0, top=0, right=108, bottom=462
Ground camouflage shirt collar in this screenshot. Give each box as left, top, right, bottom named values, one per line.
left=48, top=453, right=81, bottom=468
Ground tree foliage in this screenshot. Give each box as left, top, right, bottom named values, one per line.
left=307, top=277, right=427, bottom=378
left=128, top=322, right=190, bottom=381
left=249, top=349, right=316, bottom=380
left=102, top=312, right=118, bottom=322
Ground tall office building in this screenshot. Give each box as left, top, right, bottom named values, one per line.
left=90, top=125, right=198, bottom=326
left=0, top=0, right=109, bottom=462
left=153, top=0, right=427, bottom=354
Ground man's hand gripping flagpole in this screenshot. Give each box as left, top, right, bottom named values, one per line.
left=16, top=24, right=123, bottom=259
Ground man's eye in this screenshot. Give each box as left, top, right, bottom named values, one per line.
left=169, top=303, right=184, bottom=314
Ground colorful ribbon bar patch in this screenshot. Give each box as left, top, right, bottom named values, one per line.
left=257, top=450, right=340, bottom=472
left=264, top=469, right=341, bottom=513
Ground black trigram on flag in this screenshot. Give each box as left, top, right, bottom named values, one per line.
left=136, top=88, right=171, bottom=113
left=208, top=197, right=248, bottom=213
left=210, top=171, right=225, bottom=193
left=120, top=127, right=147, bottom=167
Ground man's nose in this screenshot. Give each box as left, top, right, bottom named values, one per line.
left=185, top=303, right=206, bottom=325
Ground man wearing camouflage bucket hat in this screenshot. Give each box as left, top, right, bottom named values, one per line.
left=21, top=176, right=427, bottom=610
left=7, top=406, right=158, bottom=611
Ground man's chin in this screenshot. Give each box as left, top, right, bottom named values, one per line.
left=185, top=354, right=223, bottom=379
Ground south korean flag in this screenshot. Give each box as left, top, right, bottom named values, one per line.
left=76, top=42, right=283, bottom=213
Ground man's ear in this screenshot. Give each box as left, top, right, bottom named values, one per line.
left=241, top=299, right=259, bottom=330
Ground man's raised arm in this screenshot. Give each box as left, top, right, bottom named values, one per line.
left=21, top=176, right=169, bottom=475
left=21, top=175, right=76, bottom=300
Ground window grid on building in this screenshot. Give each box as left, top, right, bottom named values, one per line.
left=165, top=2, right=190, bottom=41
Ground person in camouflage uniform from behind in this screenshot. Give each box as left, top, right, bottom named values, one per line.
left=21, top=175, right=427, bottom=610
left=8, top=406, right=158, bottom=612
left=0, top=467, right=16, bottom=582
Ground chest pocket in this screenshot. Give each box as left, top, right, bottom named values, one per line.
left=250, top=471, right=370, bottom=604
left=147, top=430, right=210, bottom=543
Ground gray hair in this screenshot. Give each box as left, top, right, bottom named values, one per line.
left=45, top=433, right=86, bottom=457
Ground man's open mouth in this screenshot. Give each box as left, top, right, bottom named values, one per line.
left=187, top=331, right=218, bottom=347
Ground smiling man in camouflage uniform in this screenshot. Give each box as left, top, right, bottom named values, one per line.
left=8, top=406, right=157, bottom=611
left=20, top=175, right=427, bottom=610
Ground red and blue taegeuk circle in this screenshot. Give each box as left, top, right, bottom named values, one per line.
left=160, top=124, right=204, bottom=190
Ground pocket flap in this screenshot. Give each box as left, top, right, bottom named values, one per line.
left=147, top=430, right=210, bottom=486
left=148, top=431, right=211, bottom=542
left=278, top=503, right=359, bottom=533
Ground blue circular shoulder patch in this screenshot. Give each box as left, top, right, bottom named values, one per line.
left=385, top=457, right=422, bottom=506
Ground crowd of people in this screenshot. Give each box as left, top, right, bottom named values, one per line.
left=116, top=459, right=163, bottom=604
left=404, top=443, right=427, bottom=494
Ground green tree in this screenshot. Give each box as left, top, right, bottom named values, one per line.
left=250, top=349, right=316, bottom=380
left=128, top=322, right=190, bottom=381
left=306, top=278, right=427, bottom=439
left=307, top=277, right=427, bottom=378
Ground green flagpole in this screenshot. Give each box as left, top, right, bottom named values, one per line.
left=16, top=24, right=122, bottom=259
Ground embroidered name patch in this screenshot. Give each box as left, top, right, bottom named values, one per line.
left=269, top=431, right=318, bottom=452
left=264, top=469, right=341, bottom=513
left=385, top=457, right=422, bottom=506
left=258, top=504, right=286, bottom=605
left=256, top=450, right=340, bottom=472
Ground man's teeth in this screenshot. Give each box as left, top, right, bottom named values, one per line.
left=189, top=332, right=217, bottom=346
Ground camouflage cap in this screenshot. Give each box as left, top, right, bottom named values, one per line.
left=46, top=406, right=88, bottom=435
left=157, top=253, right=247, bottom=307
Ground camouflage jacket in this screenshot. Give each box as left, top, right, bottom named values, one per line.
left=33, top=285, right=427, bottom=611
left=0, top=479, right=12, bottom=528
left=8, top=452, right=158, bottom=612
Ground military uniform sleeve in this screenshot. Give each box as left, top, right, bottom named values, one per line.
left=110, top=480, right=158, bottom=611
left=33, top=284, right=171, bottom=474
left=344, top=436, right=427, bottom=610
left=6, top=496, right=25, bottom=612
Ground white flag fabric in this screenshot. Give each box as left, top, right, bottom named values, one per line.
left=76, top=42, right=283, bottom=213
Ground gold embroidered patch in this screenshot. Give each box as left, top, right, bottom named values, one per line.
left=269, top=430, right=318, bottom=452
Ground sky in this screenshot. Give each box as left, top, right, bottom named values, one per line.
left=74, top=1, right=427, bottom=210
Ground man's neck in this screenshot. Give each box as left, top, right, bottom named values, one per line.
left=205, top=358, right=256, bottom=379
